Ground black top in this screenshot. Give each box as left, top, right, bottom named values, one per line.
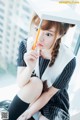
left=17, top=40, right=76, bottom=114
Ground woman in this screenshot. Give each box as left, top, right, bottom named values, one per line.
left=8, top=14, right=76, bottom=120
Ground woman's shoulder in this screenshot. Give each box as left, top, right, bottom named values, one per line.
left=19, top=36, right=34, bottom=52
left=19, top=39, right=27, bottom=50
left=17, top=39, right=27, bottom=66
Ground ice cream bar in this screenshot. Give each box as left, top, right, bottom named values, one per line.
left=32, top=28, right=41, bottom=50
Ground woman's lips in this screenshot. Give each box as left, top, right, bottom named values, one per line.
left=37, top=43, right=43, bottom=47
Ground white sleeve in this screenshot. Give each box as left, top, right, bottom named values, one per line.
left=27, top=36, right=34, bottom=52
left=47, top=80, right=52, bottom=88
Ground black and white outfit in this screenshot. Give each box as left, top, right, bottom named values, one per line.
left=8, top=37, right=76, bottom=120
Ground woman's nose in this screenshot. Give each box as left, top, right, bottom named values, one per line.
left=38, top=31, right=44, bottom=42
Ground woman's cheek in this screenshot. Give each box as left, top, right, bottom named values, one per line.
left=44, top=42, right=51, bottom=49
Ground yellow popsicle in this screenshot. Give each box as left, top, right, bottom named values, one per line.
left=32, top=28, right=41, bottom=50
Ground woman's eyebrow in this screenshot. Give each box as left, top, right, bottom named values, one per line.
left=48, top=30, right=55, bottom=34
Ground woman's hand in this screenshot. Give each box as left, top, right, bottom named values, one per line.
left=17, top=110, right=32, bottom=120
left=24, top=50, right=39, bottom=70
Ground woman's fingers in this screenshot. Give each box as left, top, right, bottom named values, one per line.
left=24, top=50, right=39, bottom=61
left=25, top=51, right=39, bottom=61
left=28, top=55, right=38, bottom=61
left=23, top=49, right=39, bottom=69
left=30, top=53, right=38, bottom=59
left=30, top=50, right=39, bottom=57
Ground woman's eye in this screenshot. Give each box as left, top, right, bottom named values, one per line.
left=46, top=33, right=52, bottom=37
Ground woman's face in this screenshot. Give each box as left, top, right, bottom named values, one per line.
left=32, top=24, right=60, bottom=50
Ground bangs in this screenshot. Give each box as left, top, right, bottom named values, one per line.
left=32, top=14, right=58, bottom=31
left=41, top=21, right=58, bottom=30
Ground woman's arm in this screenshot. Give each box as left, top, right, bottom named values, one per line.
left=17, top=40, right=33, bottom=88
left=17, top=40, right=39, bottom=88
left=17, top=86, right=59, bottom=120
left=28, top=86, right=59, bottom=116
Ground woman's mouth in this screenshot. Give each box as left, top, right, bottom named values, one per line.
left=37, top=43, right=43, bottom=47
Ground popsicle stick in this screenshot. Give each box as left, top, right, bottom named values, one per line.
left=32, top=28, right=41, bottom=50
left=32, top=19, right=43, bottom=50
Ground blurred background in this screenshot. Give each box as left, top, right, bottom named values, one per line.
left=0, top=0, right=80, bottom=118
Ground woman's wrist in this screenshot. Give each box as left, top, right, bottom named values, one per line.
left=27, top=66, right=34, bottom=72
left=27, top=67, right=32, bottom=72
left=26, top=66, right=33, bottom=74
left=25, top=109, right=33, bottom=119
left=29, top=109, right=42, bottom=120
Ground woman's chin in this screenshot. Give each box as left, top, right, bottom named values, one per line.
left=37, top=46, right=44, bottom=50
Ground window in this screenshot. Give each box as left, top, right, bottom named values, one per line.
left=25, top=15, right=29, bottom=20
left=23, top=0, right=29, bottom=4
left=0, top=34, right=3, bottom=38
left=6, top=44, right=9, bottom=49
left=8, top=11, right=12, bottom=16
left=7, top=25, right=11, bottom=30
left=0, top=22, right=3, bottom=26
left=0, top=8, right=4, bottom=13
left=19, top=35, right=25, bottom=40
left=16, top=3, right=20, bottom=8
left=6, top=50, right=9, bottom=54
left=0, top=15, right=4, bottom=20
left=9, top=4, right=13, bottom=9
left=0, top=1, right=5, bottom=6
left=6, top=38, right=10, bottom=42
left=22, top=5, right=30, bottom=13
left=20, top=28, right=28, bottom=35
left=7, top=18, right=12, bottom=24
left=0, top=28, right=3, bottom=33
left=16, top=10, right=19, bottom=15
left=15, top=25, right=17, bottom=29
left=7, top=32, right=10, bottom=37
left=0, top=40, right=2, bottom=44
